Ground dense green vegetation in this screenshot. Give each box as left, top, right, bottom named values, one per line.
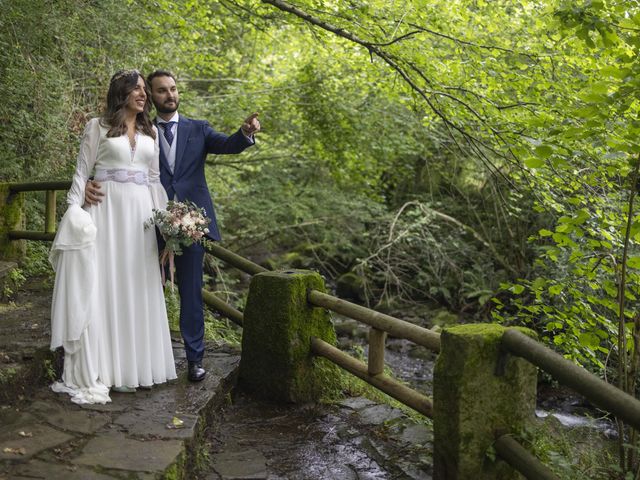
left=3, top=0, right=640, bottom=476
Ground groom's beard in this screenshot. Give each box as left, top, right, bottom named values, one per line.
left=154, top=99, right=180, bottom=114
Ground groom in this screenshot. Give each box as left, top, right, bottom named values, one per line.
left=86, top=69, right=259, bottom=382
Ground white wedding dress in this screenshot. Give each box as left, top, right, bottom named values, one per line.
left=50, top=118, right=177, bottom=404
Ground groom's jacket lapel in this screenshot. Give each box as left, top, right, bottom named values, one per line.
left=173, top=117, right=191, bottom=177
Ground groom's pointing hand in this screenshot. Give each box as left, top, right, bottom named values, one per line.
left=241, top=112, right=260, bottom=137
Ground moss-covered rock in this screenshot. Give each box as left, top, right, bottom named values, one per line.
left=239, top=270, right=341, bottom=403
left=430, top=308, right=459, bottom=327
left=433, top=324, right=537, bottom=480
left=335, top=271, right=365, bottom=301
left=281, top=251, right=313, bottom=269
left=0, top=184, right=25, bottom=261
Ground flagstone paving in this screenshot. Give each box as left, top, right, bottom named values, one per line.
left=0, top=346, right=240, bottom=479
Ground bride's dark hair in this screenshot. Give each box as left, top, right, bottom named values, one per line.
left=101, top=69, right=156, bottom=139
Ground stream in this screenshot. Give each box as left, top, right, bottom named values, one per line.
left=203, top=314, right=616, bottom=479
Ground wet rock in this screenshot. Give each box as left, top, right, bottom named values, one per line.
left=113, top=409, right=198, bottom=440
left=11, top=459, right=113, bottom=480
left=334, top=317, right=369, bottom=340
left=210, top=449, right=268, bottom=479
left=337, top=397, right=377, bottom=411
left=399, top=423, right=433, bottom=445
left=0, top=412, right=74, bottom=461
left=27, top=400, right=110, bottom=435
left=396, top=461, right=433, bottom=480
left=356, top=404, right=404, bottom=425
left=207, top=394, right=433, bottom=479
left=336, top=272, right=365, bottom=302
left=72, top=431, right=183, bottom=472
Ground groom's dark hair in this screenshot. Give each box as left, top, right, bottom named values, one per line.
left=146, top=69, right=176, bottom=87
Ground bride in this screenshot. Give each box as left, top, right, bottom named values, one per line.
left=49, top=69, right=177, bottom=404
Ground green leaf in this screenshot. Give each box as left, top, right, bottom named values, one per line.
left=524, top=157, right=545, bottom=168
left=548, top=284, right=564, bottom=296
left=534, top=145, right=554, bottom=159
left=578, top=332, right=600, bottom=349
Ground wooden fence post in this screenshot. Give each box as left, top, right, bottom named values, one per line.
left=433, top=324, right=537, bottom=479
left=238, top=269, right=341, bottom=402
left=0, top=184, right=25, bottom=262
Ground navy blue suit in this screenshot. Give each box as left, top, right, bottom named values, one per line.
left=157, top=116, right=253, bottom=362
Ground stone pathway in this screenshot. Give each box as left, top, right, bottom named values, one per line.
left=0, top=346, right=240, bottom=479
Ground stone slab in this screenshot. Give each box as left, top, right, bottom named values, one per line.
left=211, top=449, right=268, bottom=480
left=113, top=409, right=199, bottom=440
left=399, top=424, right=433, bottom=445
left=337, top=397, right=377, bottom=411
left=11, top=459, right=114, bottom=480
left=28, top=400, right=110, bottom=434
left=0, top=413, right=74, bottom=461
left=73, top=431, right=183, bottom=472
left=174, top=354, right=240, bottom=415
left=356, top=404, right=404, bottom=425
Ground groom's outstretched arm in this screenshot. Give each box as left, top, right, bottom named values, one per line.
left=203, top=112, right=260, bottom=155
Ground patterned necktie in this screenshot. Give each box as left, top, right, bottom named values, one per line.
left=162, top=122, right=176, bottom=146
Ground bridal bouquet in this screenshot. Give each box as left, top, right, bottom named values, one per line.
left=145, top=200, right=210, bottom=255
left=145, top=200, right=210, bottom=287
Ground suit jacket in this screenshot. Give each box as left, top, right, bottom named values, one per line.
left=157, top=116, right=253, bottom=241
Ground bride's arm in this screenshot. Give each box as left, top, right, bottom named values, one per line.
left=67, top=118, right=100, bottom=206
left=149, top=126, right=168, bottom=210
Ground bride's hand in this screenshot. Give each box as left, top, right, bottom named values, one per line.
left=85, top=180, right=104, bottom=206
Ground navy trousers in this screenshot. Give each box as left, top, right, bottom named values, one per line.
left=173, top=242, right=206, bottom=362
left=158, top=229, right=206, bottom=363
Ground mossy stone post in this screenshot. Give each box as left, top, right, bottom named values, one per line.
left=239, top=270, right=340, bottom=402
left=0, top=183, right=25, bottom=262
left=433, top=324, right=537, bottom=480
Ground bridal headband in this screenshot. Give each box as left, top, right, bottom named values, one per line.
left=110, top=69, right=141, bottom=83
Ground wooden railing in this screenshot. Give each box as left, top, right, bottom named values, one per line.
left=5, top=181, right=71, bottom=242
left=8, top=179, right=640, bottom=479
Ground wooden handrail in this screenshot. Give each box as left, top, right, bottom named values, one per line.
left=204, top=242, right=268, bottom=276
left=201, top=289, right=244, bottom=326
left=8, top=231, right=55, bottom=241
left=307, top=289, right=441, bottom=352
left=502, top=328, right=640, bottom=431
left=8, top=181, right=71, bottom=193
left=494, top=434, right=558, bottom=480
left=4, top=180, right=70, bottom=241
left=310, top=336, right=433, bottom=417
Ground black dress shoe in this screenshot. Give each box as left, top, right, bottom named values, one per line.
left=188, top=361, right=206, bottom=382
